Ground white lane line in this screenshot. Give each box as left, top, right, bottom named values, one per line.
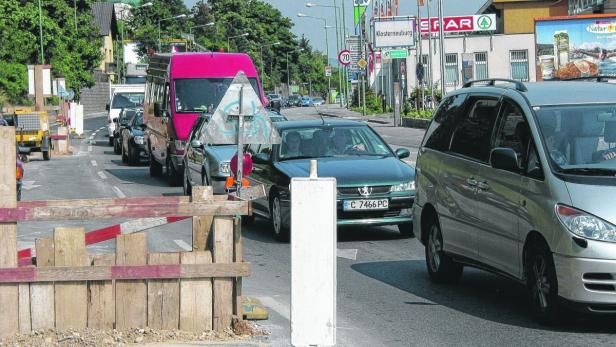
left=97, top=171, right=107, bottom=180
left=91, top=160, right=97, bottom=167
left=255, top=296, right=290, bottom=321
left=112, top=186, right=126, bottom=198
left=174, top=239, right=192, bottom=251
left=88, top=145, right=92, bottom=152
left=337, top=248, right=358, bottom=260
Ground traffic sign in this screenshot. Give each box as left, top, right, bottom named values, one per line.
left=338, top=50, right=351, bottom=66
left=383, top=49, right=408, bottom=59
left=325, top=65, right=332, bottom=77
left=357, top=58, right=367, bottom=69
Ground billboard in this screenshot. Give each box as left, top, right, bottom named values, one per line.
left=535, top=15, right=616, bottom=80
left=373, top=17, right=416, bottom=49
left=420, top=14, right=496, bottom=33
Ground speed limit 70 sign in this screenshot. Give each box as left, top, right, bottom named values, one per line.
left=338, top=50, right=351, bottom=66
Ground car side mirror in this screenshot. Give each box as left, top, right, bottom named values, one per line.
left=190, top=139, right=203, bottom=148
left=105, top=104, right=110, bottom=111
left=490, top=147, right=520, bottom=173
left=154, top=102, right=163, bottom=117
left=395, top=148, right=410, bottom=159
left=253, top=152, right=269, bottom=164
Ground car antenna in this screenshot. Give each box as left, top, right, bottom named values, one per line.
left=319, top=112, right=325, bottom=125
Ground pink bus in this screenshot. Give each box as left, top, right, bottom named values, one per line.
left=143, top=52, right=265, bottom=185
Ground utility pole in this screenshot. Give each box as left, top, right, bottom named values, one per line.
left=417, top=1, right=423, bottom=111
left=428, top=0, right=434, bottom=107
left=360, top=11, right=366, bottom=117
left=341, top=0, right=348, bottom=108
left=38, top=0, right=44, bottom=65
left=438, top=0, right=446, bottom=98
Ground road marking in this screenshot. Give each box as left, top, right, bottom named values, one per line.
left=91, top=160, right=97, bottom=167
left=21, top=181, right=41, bottom=191
left=174, top=239, right=192, bottom=251
left=88, top=145, right=92, bottom=152
left=337, top=248, right=358, bottom=260
left=112, top=186, right=126, bottom=198
left=97, top=171, right=107, bottom=180
left=255, top=296, right=290, bottom=321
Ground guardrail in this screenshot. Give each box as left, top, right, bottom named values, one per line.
left=0, top=126, right=249, bottom=336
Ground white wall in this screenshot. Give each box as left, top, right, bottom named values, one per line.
left=406, top=33, right=537, bottom=94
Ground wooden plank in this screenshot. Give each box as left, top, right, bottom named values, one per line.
left=0, top=126, right=18, bottom=337
left=54, top=227, right=88, bottom=330
left=213, top=217, right=234, bottom=332
left=192, top=186, right=214, bottom=251
left=0, top=200, right=248, bottom=222
left=87, top=254, right=115, bottom=329
left=180, top=251, right=213, bottom=332
left=233, top=217, right=243, bottom=319
left=19, top=196, right=190, bottom=208
left=30, top=237, right=54, bottom=330
left=115, top=232, right=147, bottom=329
left=0, top=263, right=251, bottom=283
left=18, top=283, right=31, bottom=333
left=147, top=253, right=180, bottom=329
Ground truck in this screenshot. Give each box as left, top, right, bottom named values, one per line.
left=106, top=84, right=145, bottom=146
left=124, top=63, right=148, bottom=85
left=1, top=107, right=51, bottom=160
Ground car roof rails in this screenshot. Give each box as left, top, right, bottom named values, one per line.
left=559, top=75, right=616, bottom=82
left=462, top=78, right=528, bottom=92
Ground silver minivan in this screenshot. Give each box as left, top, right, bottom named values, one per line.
left=413, top=79, right=616, bottom=324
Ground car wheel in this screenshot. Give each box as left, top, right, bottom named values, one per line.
left=149, top=150, right=163, bottom=177
left=166, top=157, right=182, bottom=187
left=108, top=136, right=113, bottom=146
left=425, top=217, right=463, bottom=284
left=114, top=138, right=121, bottom=154
left=270, top=193, right=289, bottom=242
left=121, top=143, right=128, bottom=163
left=183, top=165, right=192, bottom=196
left=398, top=223, right=414, bottom=238
left=128, top=145, right=138, bottom=166
left=526, top=240, right=560, bottom=325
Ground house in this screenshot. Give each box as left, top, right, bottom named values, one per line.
left=569, top=0, right=616, bottom=14
left=91, top=2, right=119, bottom=82
left=478, top=0, right=568, bottom=34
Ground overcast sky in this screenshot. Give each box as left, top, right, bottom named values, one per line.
left=183, top=0, right=487, bottom=56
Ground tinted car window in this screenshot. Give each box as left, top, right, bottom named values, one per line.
left=423, top=94, right=467, bottom=151
left=450, top=97, right=500, bottom=162
left=494, top=100, right=529, bottom=168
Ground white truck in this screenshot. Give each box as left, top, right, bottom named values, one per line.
left=106, top=84, right=145, bottom=145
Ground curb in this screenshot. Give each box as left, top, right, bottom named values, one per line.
left=317, top=111, right=392, bottom=125
left=401, top=117, right=431, bottom=129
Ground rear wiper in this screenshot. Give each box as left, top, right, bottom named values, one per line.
left=559, top=167, right=616, bottom=176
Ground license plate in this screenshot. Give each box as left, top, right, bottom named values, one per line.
left=343, top=199, right=389, bottom=211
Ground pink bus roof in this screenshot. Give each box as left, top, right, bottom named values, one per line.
left=166, top=52, right=260, bottom=79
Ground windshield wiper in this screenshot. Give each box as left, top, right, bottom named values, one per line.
left=279, top=156, right=315, bottom=161
left=559, top=168, right=616, bottom=176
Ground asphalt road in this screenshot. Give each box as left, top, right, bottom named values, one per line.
left=17, top=108, right=616, bottom=347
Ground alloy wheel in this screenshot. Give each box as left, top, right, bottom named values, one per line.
left=272, top=196, right=282, bottom=236
left=428, top=225, right=442, bottom=273
left=531, top=255, right=551, bottom=311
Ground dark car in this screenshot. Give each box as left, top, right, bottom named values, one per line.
left=121, top=111, right=146, bottom=166
left=113, top=108, right=140, bottom=154
left=288, top=95, right=302, bottom=107
left=244, top=119, right=416, bottom=241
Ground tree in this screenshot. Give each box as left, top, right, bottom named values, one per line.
left=0, top=0, right=102, bottom=104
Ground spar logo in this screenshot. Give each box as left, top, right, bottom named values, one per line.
left=587, top=21, right=616, bottom=34
left=477, top=15, right=492, bottom=30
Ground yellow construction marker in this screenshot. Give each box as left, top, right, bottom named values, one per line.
left=241, top=296, right=269, bottom=320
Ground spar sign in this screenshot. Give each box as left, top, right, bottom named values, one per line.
left=420, top=14, right=496, bottom=33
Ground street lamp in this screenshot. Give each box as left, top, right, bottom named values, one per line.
left=259, top=41, right=281, bottom=81
left=297, top=13, right=330, bottom=100
left=286, top=48, right=304, bottom=95
left=227, top=32, right=249, bottom=52
left=189, top=22, right=215, bottom=38
left=158, top=14, right=187, bottom=52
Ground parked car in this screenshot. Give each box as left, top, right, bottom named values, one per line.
left=243, top=119, right=415, bottom=241
left=183, top=110, right=286, bottom=195
left=414, top=79, right=616, bottom=324
left=113, top=108, right=140, bottom=154
left=267, top=94, right=282, bottom=104
left=144, top=52, right=266, bottom=186
left=312, top=97, right=325, bottom=106
left=107, top=84, right=145, bottom=146
left=288, top=95, right=302, bottom=107
left=121, top=110, right=146, bottom=166
left=300, top=96, right=313, bottom=107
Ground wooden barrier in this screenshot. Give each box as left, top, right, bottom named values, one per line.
left=0, top=127, right=249, bottom=336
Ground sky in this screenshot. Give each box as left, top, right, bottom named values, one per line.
left=183, top=0, right=487, bottom=58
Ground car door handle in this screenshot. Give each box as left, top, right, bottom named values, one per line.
left=466, top=178, right=478, bottom=186
left=477, top=181, right=490, bottom=191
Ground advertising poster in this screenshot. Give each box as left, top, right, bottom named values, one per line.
left=536, top=15, right=616, bottom=80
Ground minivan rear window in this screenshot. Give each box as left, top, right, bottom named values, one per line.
left=174, top=78, right=260, bottom=113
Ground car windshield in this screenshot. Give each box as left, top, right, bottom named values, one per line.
left=174, top=78, right=260, bottom=113
left=132, top=114, right=144, bottom=126
left=120, top=110, right=138, bottom=123
left=112, top=93, right=144, bottom=108
left=278, top=126, right=392, bottom=160
left=535, top=104, right=616, bottom=174
left=125, top=76, right=146, bottom=84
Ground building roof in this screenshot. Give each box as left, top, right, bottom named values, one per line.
left=91, top=2, right=118, bottom=37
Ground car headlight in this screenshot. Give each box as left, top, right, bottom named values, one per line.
left=556, top=204, right=616, bottom=243
left=134, top=136, right=144, bottom=145
left=219, top=161, right=230, bottom=174
left=390, top=181, right=416, bottom=192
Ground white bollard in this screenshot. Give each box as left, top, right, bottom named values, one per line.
left=291, top=160, right=336, bottom=347
left=75, top=104, right=84, bottom=136
left=69, top=102, right=77, bottom=130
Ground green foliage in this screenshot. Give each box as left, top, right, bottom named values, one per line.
left=0, top=0, right=102, bottom=104
left=403, top=109, right=434, bottom=119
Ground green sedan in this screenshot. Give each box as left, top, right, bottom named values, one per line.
left=244, top=119, right=416, bottom=241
